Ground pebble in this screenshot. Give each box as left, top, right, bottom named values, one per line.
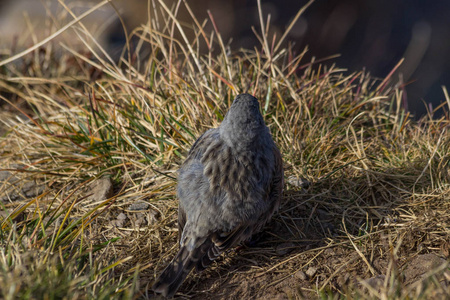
left=117, top=212, right=127, bottom=220
left=294, top=270, right=307, bottom=280
left=128, top=201, right=150, bottom=211
left=306, top=266, right=317, bottom=278
left=275, top=242, right=295, bottom=256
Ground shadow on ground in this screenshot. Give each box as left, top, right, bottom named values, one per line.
left=138, top=158, right=449, bottom=299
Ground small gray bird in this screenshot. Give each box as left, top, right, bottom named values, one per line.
left=152, top=93, right=284, bottom=298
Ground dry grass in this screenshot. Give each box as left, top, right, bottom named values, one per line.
left=0, top=0, right=449, bottom=299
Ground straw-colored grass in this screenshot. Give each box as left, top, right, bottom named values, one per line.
left=0, top=0, right=449, bottom=299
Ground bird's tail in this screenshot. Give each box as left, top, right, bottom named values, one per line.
left=152, top=238, right=220, bottom=298
left=152, top=245, right=194, bottom=298
left=152, top=227, right=249, bottom=298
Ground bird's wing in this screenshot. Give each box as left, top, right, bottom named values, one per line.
left=270, top=145, right=284, bottom=210
left=251, top=144, right=284, bottom=235
left=196, top=224, right=250, bottom=271
left=177, top=204, right=187, bottom=242
left=176, top=128, right=219, bottom=240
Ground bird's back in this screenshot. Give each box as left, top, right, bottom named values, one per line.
left=178, top=127, right=279, bottom=236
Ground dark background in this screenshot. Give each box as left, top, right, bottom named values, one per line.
left=1, top=0, right=449, bottom=118
left=201, top=0, right=450, bottom=118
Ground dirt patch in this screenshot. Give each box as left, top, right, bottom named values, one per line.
left=134, top=191, right=450, bottom=299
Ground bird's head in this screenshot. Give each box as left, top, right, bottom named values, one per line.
left=219, top=93, right=266, bottom=149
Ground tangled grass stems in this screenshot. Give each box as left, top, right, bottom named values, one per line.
left=0, top=0, right=449, bottom=299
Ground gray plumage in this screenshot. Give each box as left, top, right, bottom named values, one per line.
left=152, top=93, right=284, bottom=298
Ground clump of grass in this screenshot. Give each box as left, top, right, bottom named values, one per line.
left=0, top=185, right=137, bottom=299
left=1, top=0, right=449, bottom=299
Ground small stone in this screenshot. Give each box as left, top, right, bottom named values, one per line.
left=276, top=242, right=295, bottom=256
left=87, top=177, right=113, bottom=202
left=322, top=222, right=335, bottom=234
left=117, top=213, right=127, bottom=220
left=23, top=181, right=45, bottom=197
left=337, top=273, right=350, bottom=287
left=134, top=217, right=147, bottom=227
left=147, top=210, right=159, bottom=225
left=0, top=170, right=45, bottom=202
left=317, top=209, right=328, bottom=217
left=128, top=201, right=150, bottom=211
left=324, top=248, right=335, bottom=256
left=363, top=275, right=385, bottom=290
left=306, top=266, right=317, bottom=278
left=403, top=253, right=447, bottom=285
left=287, top=176, right=310, bottom=188
left=0, top=171, right=14, bottom=182
left=294, top=270, right=307, bottom=280
left=112, top=219, right=124, bottom=227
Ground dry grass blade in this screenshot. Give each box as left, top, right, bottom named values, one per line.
left=0, top=0, right=110, bottom=68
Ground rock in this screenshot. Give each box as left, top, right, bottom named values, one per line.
left=86, top=177, right=113, bottom=202
left=363, top=275, right=385, bottom=290
left=316, top=209, right=329, bottom=218
left=147, top=209, right=159, bottom=225
left=287, top=176, right=310, bottom=188
left=403, top=253, right=447, bottom=285
left=0, top=171, right=14, bottom=182
left=306, top=266, right=317, bottom=278
left=337, top=273, right=350, bottom=287
left=23, top=180, right=44, bottom=197
left=128, top=201, right=150, bottom=211
left=324, top=248, right=335, bottom=256
left=112, top=219, right=124, bottom=227
left=117, top=213, right=127, bottom=220
left=0, top=170, right=45, bottom=202
left=294, top=270, right=307, bottom=280
left=276, top=242, right=295, bottom=256
left=113, top=213, right=127, bottom=227
left=134, top=216, right=147, bottom=227
left=321, top=222, right=335, bottom=234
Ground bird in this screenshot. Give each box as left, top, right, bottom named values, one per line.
left=152, top=93, right=284, bottom=298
